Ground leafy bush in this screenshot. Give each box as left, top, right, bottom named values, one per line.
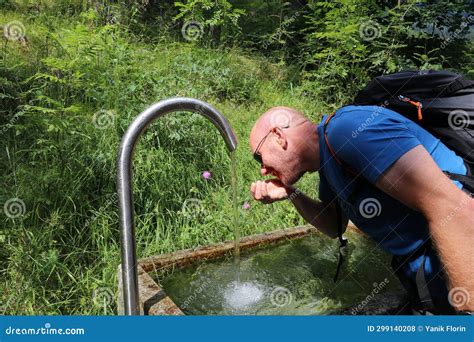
left=299, top=0, right=474, bottom=106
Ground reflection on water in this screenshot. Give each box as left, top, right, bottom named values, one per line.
left=155, top=230, right=405, bottom=315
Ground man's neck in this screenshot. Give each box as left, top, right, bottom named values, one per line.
left=303, top=123, right=320, bottom=172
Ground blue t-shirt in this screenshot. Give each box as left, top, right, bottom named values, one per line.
left=317, top=105, right=467, bottom=297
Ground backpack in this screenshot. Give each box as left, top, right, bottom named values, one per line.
left=354, top=70, right=474, bottom=176
left=326, top=70, right=474, bottom=193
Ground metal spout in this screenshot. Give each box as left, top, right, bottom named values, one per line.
left=117, top=97, right=237, bottom=315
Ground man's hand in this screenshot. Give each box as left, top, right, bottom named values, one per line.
left=251, top=179, right=346, bottom=238
left=250, top=179, right=292, bottom=204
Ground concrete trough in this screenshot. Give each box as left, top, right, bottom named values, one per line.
left=117, top=224, right=404, bottom=315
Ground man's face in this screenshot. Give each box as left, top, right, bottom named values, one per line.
left=250, top=106, right=318, bottom=185
left=251, top=129, right=306, bottom=186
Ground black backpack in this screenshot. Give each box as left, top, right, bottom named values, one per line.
left=325, top=70, right=474, bottom=193
left=354, top=70, right=474, bottom=180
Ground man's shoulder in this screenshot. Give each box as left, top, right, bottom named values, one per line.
left=336, top=104, right=404, bottom=120
left=324, top=104, right=427, bottom=184
left=328, top=104, right=411, bottom=136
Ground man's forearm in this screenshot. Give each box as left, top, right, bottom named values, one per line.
left=286, top=187, right=339, bottom=238
left=427, top=195, right=474, bottom=312
left=373, top=146, right=474, bottom=312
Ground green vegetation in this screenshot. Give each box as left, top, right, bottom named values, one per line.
left=1, top=0, right=472, bottom=315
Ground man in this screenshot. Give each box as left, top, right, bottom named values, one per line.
left=249, top=105, right=474, bottom=314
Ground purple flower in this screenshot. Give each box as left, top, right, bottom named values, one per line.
left=242, top=202, right=250, bottom=210
left=202, top=171, right=212, bottom=180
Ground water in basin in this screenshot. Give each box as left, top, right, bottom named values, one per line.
left=154, top=230, right=405, bottom=315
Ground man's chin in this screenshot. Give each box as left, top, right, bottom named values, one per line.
left=282, top=172, right=304, bottom=186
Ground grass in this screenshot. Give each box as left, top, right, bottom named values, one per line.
left=0, top=7, right=330, bottom=315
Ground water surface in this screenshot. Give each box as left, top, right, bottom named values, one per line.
left=155, top=230, right=404, bottom=315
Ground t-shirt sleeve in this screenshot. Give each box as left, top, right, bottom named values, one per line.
left=318, top=172, right=336, bottom=203
left=325, top=107, right=422, bottom=184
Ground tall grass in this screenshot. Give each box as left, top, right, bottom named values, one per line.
left=1, top=7, right=326, bottom=314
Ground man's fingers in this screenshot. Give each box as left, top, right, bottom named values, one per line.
left=251, top=180, right=281, bottom=203
left=250, top=182, right=259, bottom=200
left=260, top=181, right=268, bottom=198
left=255, top=181, right=262, bottom=200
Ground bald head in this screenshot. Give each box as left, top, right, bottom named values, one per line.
left=250, top=106, right=309, bottom=146
left=249, top=106, right=319, bottom=185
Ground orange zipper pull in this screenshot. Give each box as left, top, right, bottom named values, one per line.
left=416, top=103, right=423, bottom=121
left=398, top=95, right=423, bottom=121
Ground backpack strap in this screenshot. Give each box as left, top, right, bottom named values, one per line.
left=323, top=112, right=359, bottom=177
left=324, top=114, right=350, bottom=282
left=415, top=250, right=436, bottom=312
left=323, top=112, right=367, bottom=205
left=444, top=171, right=474, bottom=195
left=391, top=240, right=449, bottom=314
left=434, top=76, right=474, bottom=96
left=333, top=202, right=348, bottom=282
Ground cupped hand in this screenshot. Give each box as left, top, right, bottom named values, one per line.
left=250, top=179, right=292, bottom=204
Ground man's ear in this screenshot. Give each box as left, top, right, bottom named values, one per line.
left=272, top=127, right=288, bottom=149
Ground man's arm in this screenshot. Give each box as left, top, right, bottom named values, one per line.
left=250, top=179, right=348, bottom=238
left=375, top=145, right=474, bottom=311
left=288, top=187, right=348, bottom=238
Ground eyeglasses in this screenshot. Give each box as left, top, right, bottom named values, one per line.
left=253, top=130, right=272, bottom=165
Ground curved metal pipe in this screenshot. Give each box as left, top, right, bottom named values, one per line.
left=117, top=97, right=237, bottom=315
